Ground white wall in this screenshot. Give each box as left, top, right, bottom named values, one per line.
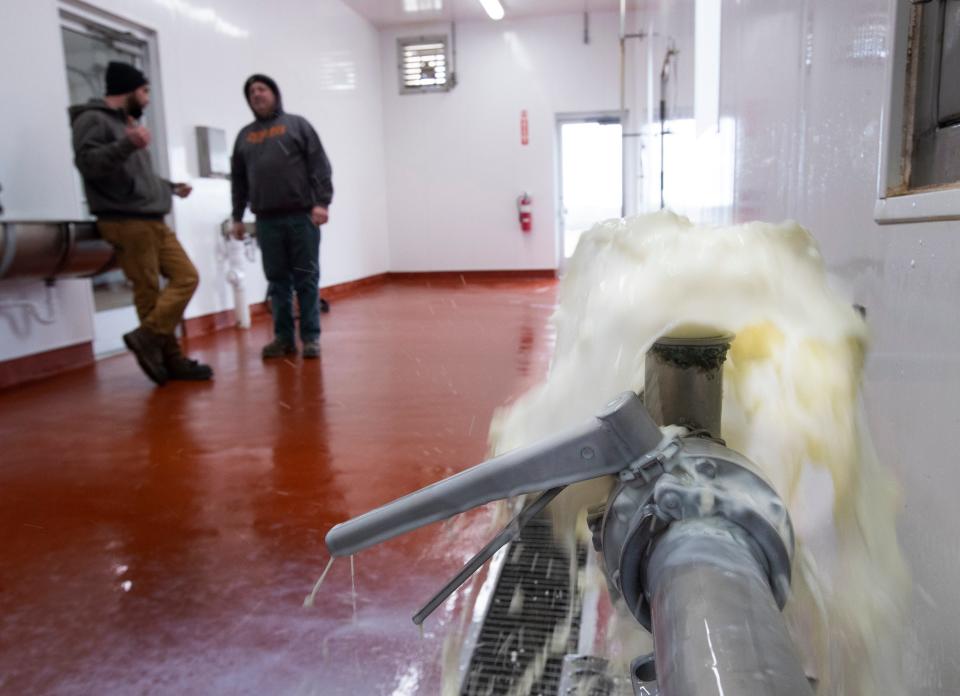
left=379, top=13, right=624, bottom=272
left=0, top=279, right=96, bottom=362
left=0, top=0, right=390, bottom=361
left=650, top=0, right=960, bottom=691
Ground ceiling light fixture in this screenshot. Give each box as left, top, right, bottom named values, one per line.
left=477, top=0, right=505, bottom=21
left=403, top=0, right=442, bottom=12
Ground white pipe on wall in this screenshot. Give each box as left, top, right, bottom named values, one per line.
left=226, top=237, right=251, bottom=329
left=0, top=283, right=57, bottom=331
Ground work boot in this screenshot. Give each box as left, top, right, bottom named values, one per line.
left=160, top=335, right=213, bottom=381
left=262, top=339, right=297, bottom=359
left=166, top=356, right=214, bottom=381
left=122, top=327, right=168, bottom=386
left=302, top=340, right=320, bottom=359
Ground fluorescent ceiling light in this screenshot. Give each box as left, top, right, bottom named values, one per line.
left=403, top=0, right=442, bottom=12
left=477, top=0, right=505, bottom=21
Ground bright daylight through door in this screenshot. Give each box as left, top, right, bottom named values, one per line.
left=560, top=120, right=622, bottom=259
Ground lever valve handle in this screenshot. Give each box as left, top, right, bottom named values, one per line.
left=324, top=392, right=662, bottom=557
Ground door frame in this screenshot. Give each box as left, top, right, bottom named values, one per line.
left=58, top=1, right=172, bottom=355
left=59, top=2, right=171, bottom=186
left=554, top=111, right=624, bottom=272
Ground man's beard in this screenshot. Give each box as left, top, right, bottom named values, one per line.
left=125, top=94, right=144, bottom=120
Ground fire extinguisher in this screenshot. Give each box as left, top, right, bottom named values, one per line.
left=517, top=192, right=533, bottom=233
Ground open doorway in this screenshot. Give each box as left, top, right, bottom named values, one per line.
left=556, top=113, right=623, bottom=266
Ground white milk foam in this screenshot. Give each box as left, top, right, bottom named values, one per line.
left=487, top=211, right=908, bottom=694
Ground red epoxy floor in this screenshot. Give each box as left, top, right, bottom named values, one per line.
left=0, top=277, right=558, bottom=695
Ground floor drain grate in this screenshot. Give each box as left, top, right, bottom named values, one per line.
left=460, top=516, right=588, bottom=696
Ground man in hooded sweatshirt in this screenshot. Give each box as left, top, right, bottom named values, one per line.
left=69, top=61, right=212, bottom=385
left=230, top=74, right=333, bottom=360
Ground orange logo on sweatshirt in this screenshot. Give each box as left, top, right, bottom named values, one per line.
left=246, top=124, right=287, bottom=144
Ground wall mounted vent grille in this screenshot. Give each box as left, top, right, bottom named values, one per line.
left=398, top=36, right=452, bottom=93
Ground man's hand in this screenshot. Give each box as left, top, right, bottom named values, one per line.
left=310, top=206, right=329, bottom=227
left=126, top=125, right=151, bottom=149
left=172, top=182, right=192, bottom=198
left=231, top=221, right=247, bottom=239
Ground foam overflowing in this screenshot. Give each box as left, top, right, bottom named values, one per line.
left=487, top=211, right=908, bottom=694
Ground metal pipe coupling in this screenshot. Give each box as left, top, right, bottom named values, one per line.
left=596, top=436, right=795, bottom=630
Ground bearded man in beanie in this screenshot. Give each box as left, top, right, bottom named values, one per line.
left=69, top=61, right=212, bottom=385
left=230, top=74, right=333, bottom=360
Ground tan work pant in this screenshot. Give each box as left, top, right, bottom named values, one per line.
left=97, top=219, right=199, bottom=336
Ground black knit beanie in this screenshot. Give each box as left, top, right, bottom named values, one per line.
left=105, top=61, right=148, bottom=96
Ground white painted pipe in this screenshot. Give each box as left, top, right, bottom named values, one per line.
left=226, top=238, right=251, bottom=329
left=0, top=283, right=57, bottom=329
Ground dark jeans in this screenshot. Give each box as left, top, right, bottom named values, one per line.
left=257, top=213, right=321, bottom=344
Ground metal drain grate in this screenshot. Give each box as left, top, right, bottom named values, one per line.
left=460, top=516, right=588, bottom=696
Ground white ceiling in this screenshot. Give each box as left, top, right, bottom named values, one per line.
left=340, top=0, right=647, bottom=28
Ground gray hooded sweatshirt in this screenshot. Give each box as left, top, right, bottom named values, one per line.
left=230, top=75, right=333, bottom=221
left=69, top=100, right=172, bottom=218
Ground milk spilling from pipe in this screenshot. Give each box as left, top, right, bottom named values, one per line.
left=487, top=211, right=908, bottom=694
